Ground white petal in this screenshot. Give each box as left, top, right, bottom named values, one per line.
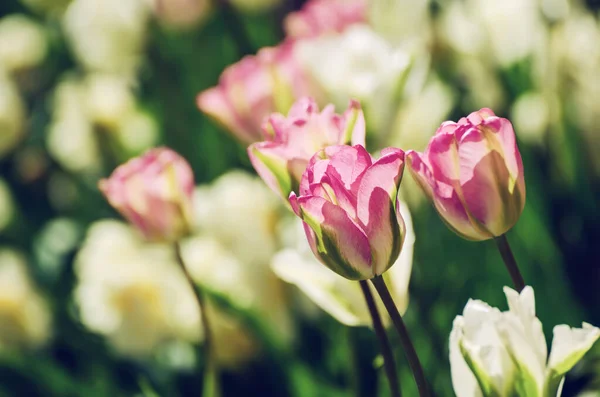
left=271, top=248, right=368, bottom=327
left=449, top=316, right=483, bottom=397
left=548, top=322, right=600, bottom=376
left=498, top=286, right=547, bottom=396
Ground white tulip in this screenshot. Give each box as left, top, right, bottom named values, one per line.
left=450, top=286, right=600, bottom=397
left=0, top=15, right=47, bottom=73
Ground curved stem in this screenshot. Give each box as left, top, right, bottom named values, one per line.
left=174, top=243, right=219, bottom=397
left=359, top=280, right=401, bottom=397
left=370, top=276, right=430, bottom=397
left=494, top=234, right=525, bottom=292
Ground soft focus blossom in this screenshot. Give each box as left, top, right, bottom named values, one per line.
left=47, top=76, right=102, bottom=173
left=191, top=171, right=292, bottom=340
left=0, top=249, right=52, bottom=350
left=450, top=286, right=600, bottom=397
left=407, top=109, right=526, bottom=241
left=440, top=0, right=545, bottom=68
left=197, top=42, right=311, bottom=144
left=289, top=145, right=406, bottom=280
left=368, top=0, right=430, bottom=46
left=284, top=0, right=366, bottom=39
left=99, top=148, right=195, bottom=242
left=272, top=200, right=414, bottom=326
left=153, top=0, right=211, bottom=29
left=63, top=0, right=151, bottom=76
left=84, top=74, right=135, bottom=129
left=0, top=15, right=47, bottom=73
left=248, top=97, right=365, bottom=201
left=0, top=70, right=25, bottom=158
left=74, top=220, right=201, bottom=356
left=295, top=25, right=410, bottom=135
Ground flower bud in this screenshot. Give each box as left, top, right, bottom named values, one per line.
left=289, top=145, right=405, bottom=280
left=248, top=97, right=365, bottom=201
left=407, top=108, right=526, bottom=241
left=99, top=147, right=195, bottom=242
left=197, top=41, right=309, bottom=144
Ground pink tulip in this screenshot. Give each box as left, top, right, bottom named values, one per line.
left=289, top=145, right=406, bottom=280
left=99, top=147, right=195, bottom=242
left=248, top=97, right=365, bottom=201
left=406, top=108, right=526, bottom=241
left=197, top=41, right=310, bottom=144
left=284, top=0, right=366, bottom=39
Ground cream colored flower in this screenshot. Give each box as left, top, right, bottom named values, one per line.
left=46, top=76, right=102, bottom=173
left=271, top=201, right=414, bottom=327
left=74, top=220, right=201, bottom=356
left=450, top=286, right=600, bottom=397
left=0, top=249, right=52, bottom=349
left=295, top=25, right=411, bottom=136
left=193, top=171, right=282, bottom=267
left=0, top=15, right=48, bottom=73
left=191, top=171, right=292, bottom=342
left=152, top=0, right=212, bottom=29
left=63, top=0, right=151, bottom=76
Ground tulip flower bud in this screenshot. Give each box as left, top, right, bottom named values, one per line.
left=197, top=41, right=309, bottom=144
left=289, top=145, right=406, bottom=280
left=99, top=147, right=195, bottom=242
left=406, top=108, right=526, bottom=241
left=248, top=97, right=365, bottom=202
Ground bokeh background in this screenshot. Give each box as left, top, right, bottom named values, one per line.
left=0, top=0, right=599, bottom=396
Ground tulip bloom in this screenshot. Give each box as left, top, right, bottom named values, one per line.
left=248, top=97, right=365, bottom=201
left=289, top=145, right=406, bottom=280
left=450, top=286, right=600, bottom=397
left=197, top=41, right=309, bottom=144
left=99, top=147, right=195, bottom=242
left=284, top=0, right=366, bottom=39
left=406, top=108, right=525, bottom=241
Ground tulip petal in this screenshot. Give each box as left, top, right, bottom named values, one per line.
left=406, top=151, right=484, bottom=240
left=297, top=196, right=372, bottom=280
left=459, top=129, right=521, bottom=237
left=197, top=87, right=256, bottom=144
left=323, top=145, right=372, bottom=195
left=547, top=322, right=600, bottom=377
left=356, top=148, right=405, bottom=275
left=449, top=317, right=484, bottom=397
left=248, top=143, right=293, bottom=200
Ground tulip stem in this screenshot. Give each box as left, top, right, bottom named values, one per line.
left=495, top=234, right=525, bottom=292
left=371, top=276, right=430, bottom=397
left=174, top=243, right=219, bottom=397
left=359, top=280, right=402, bottom=397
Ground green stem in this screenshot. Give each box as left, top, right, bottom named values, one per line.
left=359, top=280, right=401, bottom=397
left=494, top=234, right=526, bottom=292
left=371, top=276, right=430, bottom=397
left=174, top=243, right=219, bottom=397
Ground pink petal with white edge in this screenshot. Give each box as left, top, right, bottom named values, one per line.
left=323, top=145, right=372, bottom=195
left=343, top=100, right=366, bottom=146
left=297, top=196, right=372, bottom=280
left=356, top=148, right=405, bottom=274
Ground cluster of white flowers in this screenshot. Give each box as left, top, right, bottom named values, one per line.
left=450, top=287, right=600, bottom=397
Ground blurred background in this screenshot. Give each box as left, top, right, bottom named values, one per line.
left=0, top=0, right=599, bottom=395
